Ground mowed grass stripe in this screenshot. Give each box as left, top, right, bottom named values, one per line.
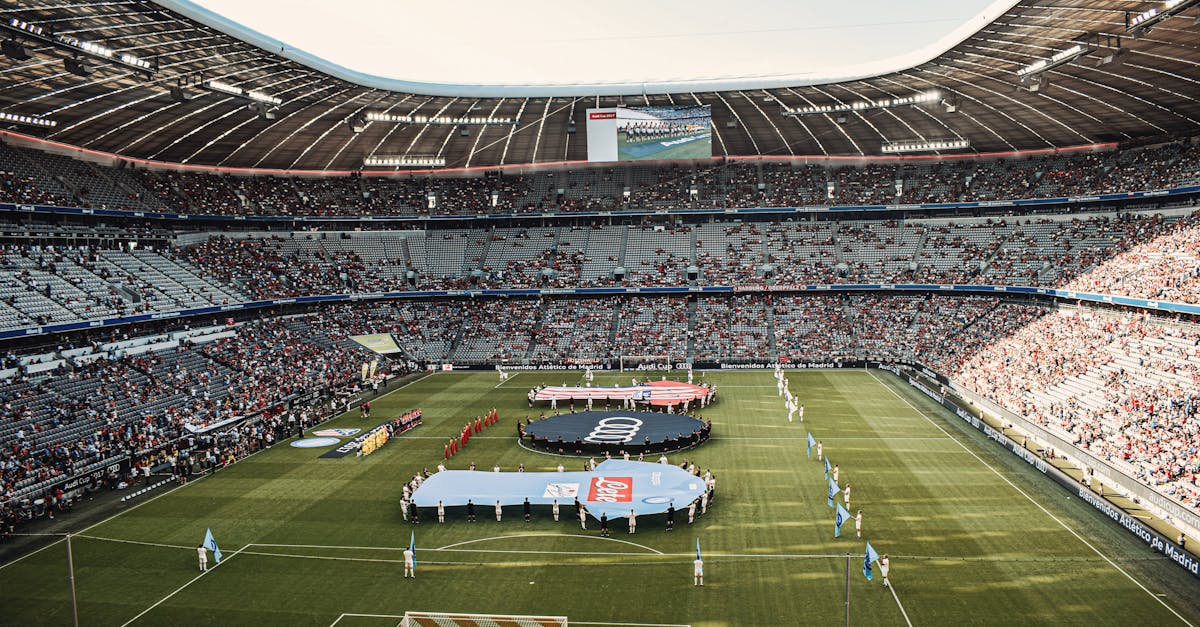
left=0, top=370, right=1194, bottom=626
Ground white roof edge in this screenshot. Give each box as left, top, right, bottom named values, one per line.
left=158, top=0, right=1022, bottom=98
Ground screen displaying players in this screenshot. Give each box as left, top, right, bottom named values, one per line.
left=586, top=105, right=712, bottom=162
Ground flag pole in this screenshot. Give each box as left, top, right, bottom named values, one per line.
left=66, top=533, right=79, bottom=627
left=844, top=552, right=851, bottom=627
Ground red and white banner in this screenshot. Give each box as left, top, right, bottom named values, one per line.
left=588, top=476, right=633, bottom=502
left=533, top=380, right=711, bottom=406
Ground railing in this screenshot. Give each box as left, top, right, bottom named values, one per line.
left=2, top=181, right=1198, bottom=224
left=2, top=283, right=1195, bottom=341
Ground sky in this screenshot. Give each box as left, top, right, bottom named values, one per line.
left=187, top=0, right=1004, bottom=90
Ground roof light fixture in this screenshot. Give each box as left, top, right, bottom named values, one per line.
left=364, top=112, right=514, bottom=125
left=1127, top=0, right=1199, bottom=37
left=363, top=155, right=446, bottom=168
left=881, top=139, right=969, bottom=154
left=1017, top=44, right=1091, bottom=82
left=2, top=17, right=157, bottom=75
left=0, top=111, right=56, bottom=128
left=782, top=90, right=943, bottom=116
left=202, top=80, right=284, bottom=107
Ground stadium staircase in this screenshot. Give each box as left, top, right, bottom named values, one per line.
left=765, top=302, right=779, bottom=360
left=82, top=161, right=155, bottom=211
left=523, top=299, right=549, bottom=360
left=978, top=230, right=1017, bottom=278
left=617, top=225, right=629, bottom=270
left=474, top=229, right=494, bottom=274
left=4, top=144, right=76, bottom=204
left=910, top=224, right=929, bottom=268
left=689, top=227, right=699, bottom=284
left=608, top=299, right=622, bottom=347
left=685, top=298, right=697, bottom=362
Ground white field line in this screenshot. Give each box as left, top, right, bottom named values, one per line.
left=0, top=445, right=270, bottom=572
left=120, top=543, right=248, bottom=626
left=435, top=533, right=663, bottom=554
left=329, top=614, right=690, bottom=627
left=494, top=372, right=521, bottom=388
left=890, top=583, right=914, bottom=627
left=868, top=369, right=1192, bottom=627
left=2, top=374, right=440, bottom=571
left=75, top=535, right=1164, bottom=564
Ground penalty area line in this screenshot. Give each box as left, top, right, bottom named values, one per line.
left=869, top=369, right=1193, bottom=627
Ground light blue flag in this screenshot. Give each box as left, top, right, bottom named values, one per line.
left=695, top=537, right=701, bottom=561
left=864, top=542, right=880, bottom=581
left=824, top=457, right=831, bottom=480
left=835, top=502, right=851, bottom=538
left=202, top=528, right=222, bottom=563
left=409, top=531, right=417, bottom=572
left=827, top=477, right=839, bottom=508
left=806, top=433, right=815, bottom=458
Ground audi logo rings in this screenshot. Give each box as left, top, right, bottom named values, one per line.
left=583, top=416, right=644, bottom=443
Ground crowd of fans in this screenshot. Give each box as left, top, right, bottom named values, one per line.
left=938, top=309, right=1200, bottom=514
left=163, top=208, right=1198, bottom=307
left=1, top=306, right=400, bottom=534
left=2, top=288, right=1197, bottom=533
left=2, top=139, right=1198, bottom=217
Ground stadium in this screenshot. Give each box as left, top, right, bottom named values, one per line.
left=0, top=0, right=1198, bottom=624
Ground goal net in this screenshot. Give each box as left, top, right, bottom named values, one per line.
left=398, top=611, right=569, bottom=627
left=618, top=354, right=678, bottom=373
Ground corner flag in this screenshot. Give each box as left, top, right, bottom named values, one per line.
left=409, top=531, right=417, bottom=572
left=807, top=433, right=815, bottom=458
left=202, top=528, right=222, bottom=563
left=827, top=476, right=839, bottom=508
left=835, top=502, right=851, bottom=538
left=864, top=542, right=880, bottom=581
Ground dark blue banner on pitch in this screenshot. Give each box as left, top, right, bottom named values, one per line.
left=524, top=410, right=706, bottom=447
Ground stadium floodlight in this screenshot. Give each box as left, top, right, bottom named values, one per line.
left=2, top=38, right=30, bottom=60
left=0, top=111, right=56, bottom=128
left=1016, top=44, right=1091, bottom=81
left=2, top=17, right=157, bottom=75
left=781, top=90, right=942, bottom=116
left=202, top=80, right=284, bottom=107
left=881, top=139, right=969, bottom=154
left=363, top=155, right=446, bottom=168
left=346, top=112, right=368, bottom=133
left=64, top=57, right=93, bottom=77
left=1127, top=0, right=1199, bottom=37
left=364, top=112, right=514, bottom=125
left=6, top=18, right=44, bottom=37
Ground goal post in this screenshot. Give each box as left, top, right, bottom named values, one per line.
left=618, top=354, right=679, bottom=373
left=399, top=611, right=568, bottom=627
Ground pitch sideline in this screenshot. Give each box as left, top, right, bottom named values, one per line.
left=868, top=369, right=1193, bottom=627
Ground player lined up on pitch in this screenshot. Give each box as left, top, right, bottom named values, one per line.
left=807, top=420, right=894, bottom=590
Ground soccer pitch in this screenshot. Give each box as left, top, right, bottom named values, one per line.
left=617, top=133, right=712, bottom=161
left=1, top=370, right=1197, bottom=626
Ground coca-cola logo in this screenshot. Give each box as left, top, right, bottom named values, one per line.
left=588, top=476, right=633, bottom=502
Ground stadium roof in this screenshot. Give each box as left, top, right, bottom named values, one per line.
left=177, top=0, right=1006, bottom=97
left=0, top=0, right=1197, bottom=171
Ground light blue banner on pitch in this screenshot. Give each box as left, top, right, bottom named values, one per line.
left=411, top=459, right=707, bottom=519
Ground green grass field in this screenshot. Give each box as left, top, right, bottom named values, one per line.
left=1, top=369, right=1197, bottom=626
left=617, top=133, right=712, bottom=161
